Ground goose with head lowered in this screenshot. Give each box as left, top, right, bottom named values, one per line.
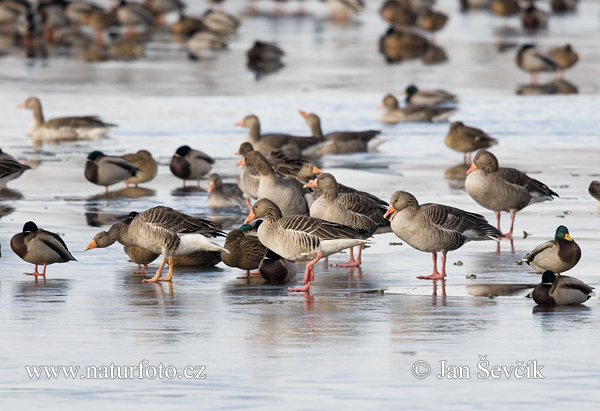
left=532, top=271, right=594, bottom=306
left=245, top=199, right=372, bottom=292
left=84, top=206, right=226, bottom=283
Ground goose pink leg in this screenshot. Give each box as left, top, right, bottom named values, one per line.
left=332, top=246, right=363, bottom=267
left=418, top=252, right=447, bottom=279
left=289, top=252, right=322, bottom=292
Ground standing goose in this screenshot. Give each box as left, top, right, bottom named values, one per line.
left=377, top=94, right=456, bottom=124
left=465, top=150, right=558, bottom=237
left=237, top=150, right=309, bottom=217
left=169, top=145, right=214, bottom=188
left=404, top=85, right=457, bottom=106
left=85, top=151, right=140, bottom=193
left=206, top=173, right=246, bottom=209
left=0, top=157, right=31, bottom=189
left=221, top=224, right=268, bottom=279
left=17, top=96, right=116, bottom=141
left=237, top=142, right=306, bottom=180
left=532, top=271, right=594, bottom=306
left=445, top=121, right=498, bottom=164
left=516, top=45, right=560, bottom=85
left=11, top=221, right=76, bottom=277
left=245, top=199, right=372, bottom=292
left=522, top=226, right=581, bottom=274
left=259, top=249, right=297, bottom=282
left=304, top=173, right=388, bottom=267
left=122, top=149, right=158, bottom=188
left=84, top=206, right=226, bottom=283
left=588, top=181, right=600, bottom=215
left=385, top=191, right=501, bottom=279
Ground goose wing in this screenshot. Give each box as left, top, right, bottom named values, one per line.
left=337, top=183, right=388, bottom=206
left=137, top=206, right=224, bottom=237
left=45, top=116, right=115, bottom=129
left=278, top=215, right=370, bottom=240
left=497, top=167, right=558, bottom=197
left=325, top=130, right=381, bottom=143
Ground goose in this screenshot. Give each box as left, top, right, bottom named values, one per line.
left=379, top=0, right=417, bottom=28
left=532, top=271, right=594, bottom=306
left=36, top=1, right=70, bottom=43
left=0, top=1, right=29, bottom=27
left=79, top=7, right=118, bottom=44
left=221, top=224, right=268, bottom=279
left=384, top=191, right=501, bottom=279
left=445, top=121, right=498, bottom=164
left=377, top=94, right=456, bottom=124
left=549, top=44, right=578, bottom=78
left=418, top=9, right=448, bottom=41
left=465, top=150, right=558, bottom=237
left=169, top=145, right=214, bottom=188
left=516, top=45, right=560, bottom=85
left=237, top=150, right=309, bottom=217
left=522, top=226, right=581, bottom=274
left=588, top=181, right=600, bottom=215
left=84, top=151, right=140, bottom=193
left=304, top=173, right=388, bottom=267
left=245, top=199, right=372, bottom=292
left=404, top=85, right=457, bottom=106
left=84, top=206, right=226, bottom=283
left=259, top=249, right=297, bottom=282
left=122, top=150, right=157, bottom=188
left=379, top=28, right=430, bottom=63
left=0, top=157, right=31, bottom=189
left=17, top=96, right=116, bottom=141
left=11, top=221, right=76, bottom=277
left=206, top=173, right=246, bottom=209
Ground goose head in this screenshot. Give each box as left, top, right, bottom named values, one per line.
left=245, top=198, right=282, bottom=224
left=467, top=149, right=498, bottom=174
left=384, top=191, right=419, bottom=220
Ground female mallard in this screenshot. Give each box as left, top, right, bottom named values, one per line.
left=404, top=84, right=457, bottom=106
left=259, top=249, right=297, bottom=282
left=588, top=181, right=600, bottom=215
left=169, top=145, right=214, bottom=188
left=122, top=150, right=158, bottom=188
left=532, top=271, right=594, bottom=306
left=11, top=221, right=76, bottom=277
left=377, top=94, right=456, bottom=124
left=84, top=151, right=140, bottom=193
left=221, top=224, right=268, bottom=279
left=379, top=28, right=429, bottom=63
left=522, top=226, right=581, bottom=274
left=445, top=121, right=498, bottom=164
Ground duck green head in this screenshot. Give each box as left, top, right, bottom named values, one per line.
left=405, top=85, right=418, bottom=97
left=87, top=151, right=105, bottom=161
left=239, top=224, right=253, bottom=233
left=541, top=270, right=556, bottom=284
left=555, top=226, right=573, bottom=241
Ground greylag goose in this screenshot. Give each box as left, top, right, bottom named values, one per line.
left=324, top=0, right=365, bottom=21
left=237, top=150, right=309, bottom=217
left=384, top=191, right=501, bottom=279
left=221, top=224, right=268, bottom=279
left=379, top=28, right=429, bottom=63
left=11, top=221, right=76, bottom=277
left=122, top=150, right=157, bottom=188
left=245, top=199, right=371, bottom=292
left=171, top=15, right=205, bottom=37
left=84, top=206, right=226, bottom=283
left=404, top=85, right=457, bottom=106
left=169, top=145, right=214, bottom=188
left=304, top=173, right=388, bottom=267
left=17, top=96, right=116, bottom=141
left=465, top=150, right=558, bottom=237
left=532, top=271, right=594, bottom=306
left=522, top=226, right=581, bottom=274
left=445, top=121, right=498, bottom=164
left=84, top=151, right=140, bottom=193
left=0, top=1, right=29, bottom=27
left=259, top=249, right=297, bottom=282
left=516, top=45, right=560, bottom=85
left=588, top=181, right=600, bottom=215
left=0, top=157, right=31, bottom=189
left=377, top=94, right=456, bottom=124
left=206, top=173, right=246, bottom=208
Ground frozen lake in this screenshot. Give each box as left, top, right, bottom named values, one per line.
left=1, top=0, right=600, bottom=409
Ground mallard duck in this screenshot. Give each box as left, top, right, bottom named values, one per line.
left=377, top=94, right=456, bottom=124
left=551, top=0, right=577, bottom=13
left=115, top=0, right=154, bottom=37
left=418, top=9, right=448, bottom=41
left=169, top=145, right=214, bottom=188
left=11, top=221, right=76, bottom=277
left=421, top=43, right=448, bottom=65
left=445, top=121, right=498, bottom=164
left=17, top=96, right=116, bottom=141
left=122, top=150, right=157, bottom=188
left=85, top=151, right=140, bottom=193
left=0, top=157, right=31, bottom=189
left=324, top=0, right=365, bottom=21
left=549, top=44, right=578, bottom=79
left=516, top=44, right=560, bottom=85
left=206, top=173, right=246, bottom=208
left=532, top=271, right=594, bottom=306
left=221, top=224, right=268, bottom=279
left=465, top=150, right=558, bottom=237
left=259, top=249, right=297, bottom=282
left=521, top=4, right=548, bottom=31
left=379, top=0, right=417, bottom=27
left=201, top=9, right=239, bottom=36
left=588, top=181, right=600, bottom=215
left=523, top=226, right=581, bottom=274
left=404, top=85, right=457, bottom=106
left=491, top=0, right=520, bottom=17
left=385, top=191, right=501, bottom=279
left=379, top=27, right=430, bottom=63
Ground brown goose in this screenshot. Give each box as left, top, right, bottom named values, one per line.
left=0, top=156, right=31, bottom=189
left=533, top=271, right=594, bottom=306
left=221, top=225, right=268, bottom=279
left=588, top=181, right=600, bottom=215
left=445, top=121, right=498, bottom=164
left=122, top=150, right=157, bottom=188
left=237, top=151, right=309, bottom=217
left=245, top=199, right=371, bottom=292
left=11, top=221, right=76, bottom=277
left=84, top=151, right=140, bottom=193
left=377, top=94, right=456, bottom=124
left=379, top=28, right=430, bottom=63
left=522, top=226, right=581, bottom=274
left=169, top=145, right=214, bottom=188
left=17, top=96, right=116, bottom=141
left=84, top=206, right=226, bottom=283
left=206, top=173, right=246, bottom=209
left=384, top=191, right=501, bottom=279
left=465, top=150, right=558, bottom=237
left=304, top=173, right=388, bottom=267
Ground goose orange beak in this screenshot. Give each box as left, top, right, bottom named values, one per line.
left=234, top=120, right=244, bottom=127
left=234, top=149, right=239, bottom=155
left=466, top=163, right=478, bottom=174
left=376, top=102, right=384, bottom=109
left=16, top=102, right=26, bottom=109
left=303, top=179, right=318, bottom=188
left=298, top=110, right=309, bottom=118
left=84, top=239, right=97, bottom=251
left=312, top=166, right=322, bottom=174
left=236, top=158, right=246, bottom=166
left=208, top=181, right=215, bottom=192
left=244, top=210, right=257, bottom=224
left=383, top=205, right=397, bottom=220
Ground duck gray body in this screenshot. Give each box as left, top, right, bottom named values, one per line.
left=532, top=271, right=594, bottom=306
left=523, top=226, right=581, bottom=274
left=0, top=157, right=31, bottom=188
left=378, top=94, right=456, bottom=124
left=84, top=151, right=140, bottom=191
left=169, top=145, right=213, bottom=186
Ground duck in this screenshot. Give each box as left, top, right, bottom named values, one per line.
left=521, top=4, right=548, bottom=31
left=465, top=150, right=558, bottom=237
left=384, top=191, right=501, bottom=279
left=11, top=221, right=76, bottom=277
left=532, top=270, right=594, bottom=306
left=143, top=0, right=185, bottom=24
left=516, top=44, right=560, bottom=85
left=379, top=27, right=430, bottom=63
left=114, top=0, right=155, bottom=37
left=551, top=0, right=577, bottom=13
left=84, top=151, right=140, bottom=193
left=421, top=43, right=447, bottom=65
left=377, top=94, right=456, bottom=124
left=404, top=84, right=457, bottom=106
left=247, top=40, right=284, bottom=64
left=304, top=173, right=388, bottom=267
left=245, top=199, right=372, bottom=292
left=84, top=206, right=226, bottom=283
left=237, top=150, right=309, bottom=217
left=549, top=44, right=578, bottom=78
left=379, top=0, right=417, bottom=28
left=201, top=9, right=239, bottom=36
left=418, top=8, right=448, bottom=41
left=221, top=224, right=268, bottom=279
left=122, top=150, right=157, bottom=188
left=259, top=249, right=297, bottom=282
left=0, top=157, right=31, bottom=189
left=206, top=173, right=246, bottom=208
left=186, top=30, right=229, bottom=58
left=490, top=0, right=520, bottom=18
left=169, top=145, right=214, bottom=188
left=588, top=181, right=600, bottom=215
left=171, top=14, right=205, bottom=37
left=17, top=96, right=117, bottom=141
left=79, top=7, right=118, bottom=44
left=445, top=121, right=498, bottom=164
left=523, top=226, right=581, bottom=274
left=324, top=0, right=365, bottom=21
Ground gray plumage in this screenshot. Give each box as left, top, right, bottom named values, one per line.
left=533, top=271, right=594, bottom=306
left=206, top=173, right=246, bottom=208
left=377, top=94, right=456, bottom=124
left=0, top=158, right=31, bottom=188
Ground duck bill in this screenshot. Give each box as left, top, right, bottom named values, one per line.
left=466, top=163, right=478, bottom=175
left=312, top=166, right=323, bottom=175
left=298, top=110, right=309, bottom=118
left=564, top=233, right=573, bottom=241
left=303, top=179, right=318, bottom=189
left=236, top=158, right=246, bottom=166
left=244, top=210, right=257, bottom=224
left=16, top=102, right=26, bottom=109
left=84, top=239, right=97, bottom=251
left=383, top=205, right=397, bottom=220
left=234, top=120, right=244, bottom=127
left=208, top=181, right=215, bottom=192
